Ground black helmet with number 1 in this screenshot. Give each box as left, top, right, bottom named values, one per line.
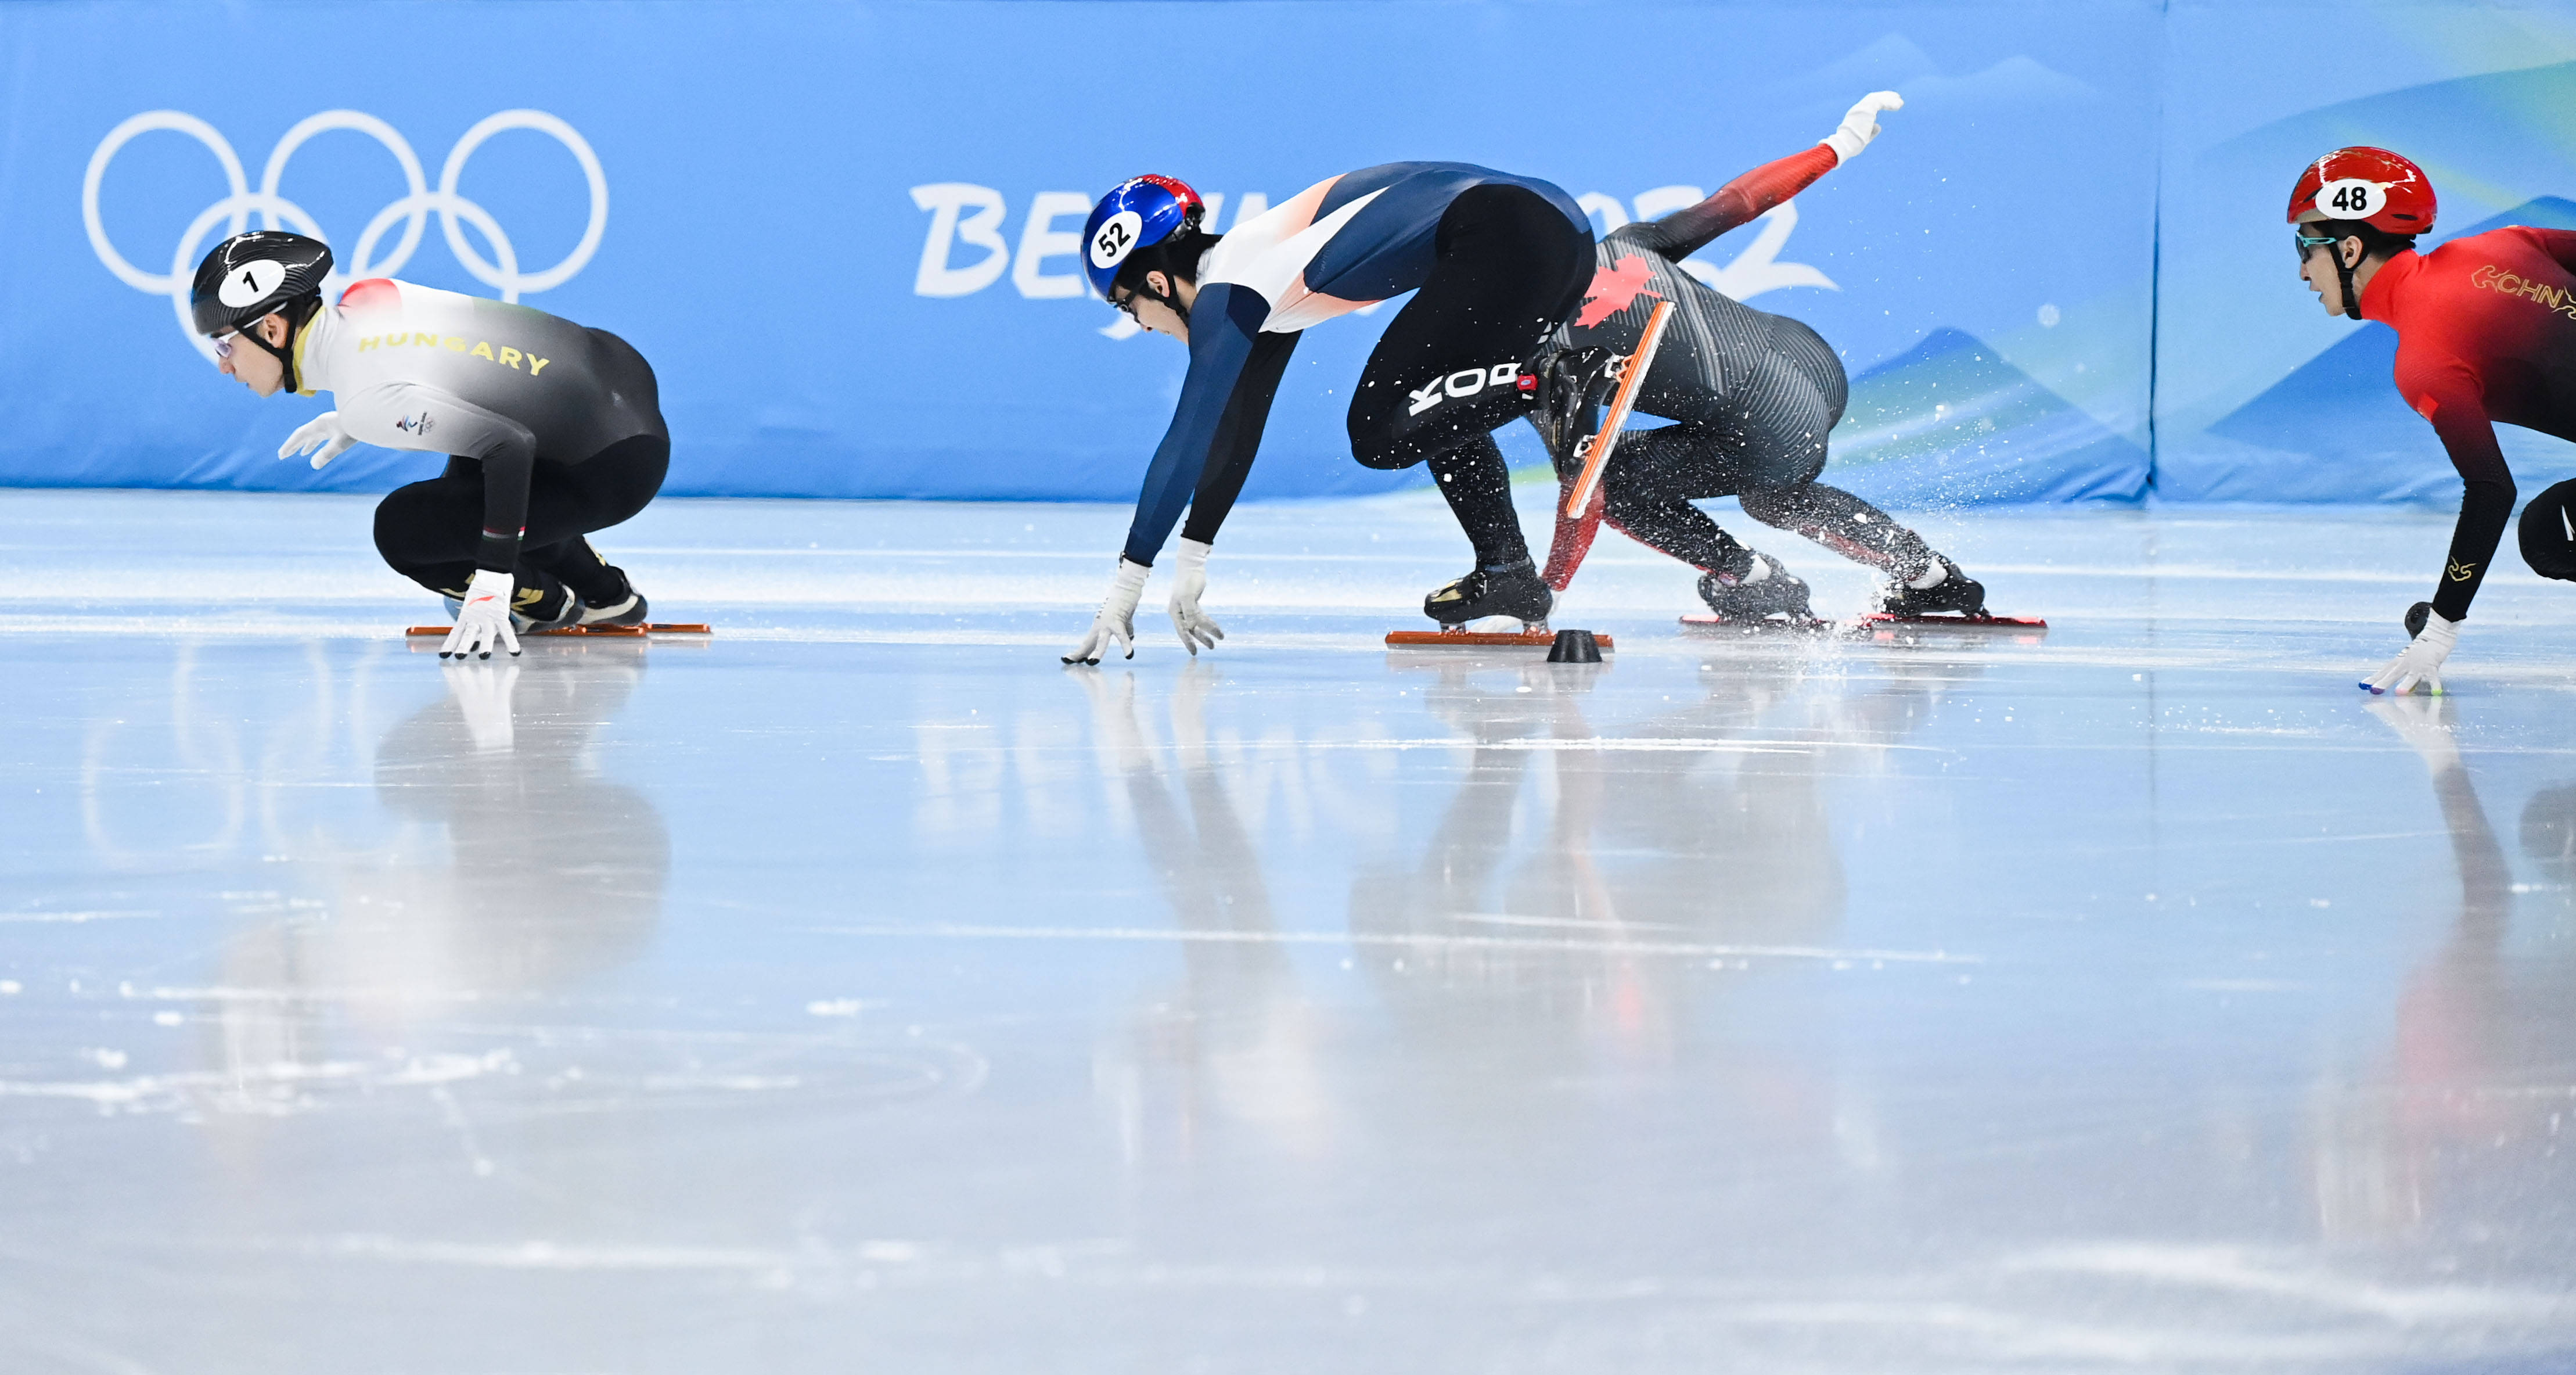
left=190, top=230, right=333, bottom=337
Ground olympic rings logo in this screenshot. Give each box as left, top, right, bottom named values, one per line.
left=84, top=109, right=608, bottom=360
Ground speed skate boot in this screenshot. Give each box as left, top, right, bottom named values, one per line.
left=1425, top=559, right=1554, bottom=631
left=1521, top=346, right=1616, bottom=476
left=574, top=563, right=650, bottom=628
left=1875, top=555, right=1986, bottom=618
left=514, top=580, right=584, bottom=634
left=1696, top=551, right=1816, bottom=625
left=445, top=578, right=584, bottom=633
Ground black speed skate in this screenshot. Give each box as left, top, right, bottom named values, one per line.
left=575, top=565, right=650, bottom=628
left=1425, top=560, right=1553, bottom=630
left=1696, top=553, right=1816, bottom=626
left=442, top=583, right=582, bottom=633
left=1875, top=556, right=1987, bottom=618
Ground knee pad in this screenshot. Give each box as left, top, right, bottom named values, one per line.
left=2520, top=479, right=2576, bottom=580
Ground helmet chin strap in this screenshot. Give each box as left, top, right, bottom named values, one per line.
left=1140, top=265, right=1193, bottom=327
left=246, top=294, right=321, bottom=392
left=2334, top=238, right=2366, bottom=321
left=1147, top=235, right=1212, bottom=326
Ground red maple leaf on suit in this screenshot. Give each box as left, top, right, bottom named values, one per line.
left=1573, top=254, right=1663, bottom=329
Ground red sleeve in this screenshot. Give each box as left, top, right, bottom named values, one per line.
left=1539, top=475, right=1603, bottom=590
left=1624, top=144, right=1840, bottom=261
left=2400, top=353, right=2519, bottom=621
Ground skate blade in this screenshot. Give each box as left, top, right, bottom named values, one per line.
left=1854, top=612, right=2047, bottom=629
left=407, top=622, right=713, bottom=637
left=1846, top=612, right=2048, bottom=647
left=1385, top=630, right=1613, bottom=649
left=1678, top=614, right=1830, bottom=637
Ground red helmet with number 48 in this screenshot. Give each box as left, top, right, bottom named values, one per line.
left=2287, top=146, right=2436, bottom=236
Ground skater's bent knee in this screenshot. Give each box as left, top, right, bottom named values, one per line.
left=1348, top=437, right=1423, bottom=471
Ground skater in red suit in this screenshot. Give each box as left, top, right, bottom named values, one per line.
left=2289, top=146, right=2576, bottom=694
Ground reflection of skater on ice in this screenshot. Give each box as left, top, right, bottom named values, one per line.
left=1075, top=665, right=1334, bottom=1162
left=1350, top=658, right=1969, bottom=1075
left=2312, top=698, right=2576, bottom=1237
left=357, top=650, right=672, bottom=991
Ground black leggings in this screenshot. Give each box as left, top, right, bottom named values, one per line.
left=1347, top=184, right=1592, bottom=569
left=1604, top=317, right=1933, bottom=580
left=375, top=433, right=669, bottom=604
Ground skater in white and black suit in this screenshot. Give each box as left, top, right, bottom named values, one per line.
left=193, top=230, right=668, bottom=660
left=1534, top=92, right=1991, bottom=624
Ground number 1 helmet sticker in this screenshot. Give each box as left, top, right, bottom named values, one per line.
left=215, top=257, right=287, bottom=308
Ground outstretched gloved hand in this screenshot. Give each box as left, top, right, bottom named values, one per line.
left=1063, top=558, right=1150, bottom=665
left=2363, top=608, right=2458, bottom=695
left=279, top=411, right=357, bottom=470
left=440, top=567, right=522, bottom=661
left=1168, top=538, right=1225, bottom=655
left=1822, top=91, right=1905, bottom=163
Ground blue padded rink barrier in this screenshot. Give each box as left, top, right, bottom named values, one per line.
left=6, top=485, right=2576, bottom=1371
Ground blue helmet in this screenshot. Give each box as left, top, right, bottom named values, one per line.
left=1081, top=174, right=1204, bottom=300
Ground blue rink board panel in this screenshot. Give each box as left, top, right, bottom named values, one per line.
left=3, top=489, right=2574, bottom=1373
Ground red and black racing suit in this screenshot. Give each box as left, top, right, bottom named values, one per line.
left=2356, top=227, right=2576, bottom=620
left=1542, top=144, right=1937, bottom=586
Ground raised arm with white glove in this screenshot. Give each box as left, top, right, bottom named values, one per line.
left=2363, top=608, right=2458, bottom=695
left=1822, top=91, right=1905, bottom=163
left=1063, top=558, right=1150, bottom=665
left=279, top=411, right=357, bottom=470
left=1167, top=538, right=1225, bottom=656
left=440, top=567, right=522, bottom=661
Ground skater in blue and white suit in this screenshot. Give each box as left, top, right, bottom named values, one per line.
left=1062, top=164, right=1596, bottom=662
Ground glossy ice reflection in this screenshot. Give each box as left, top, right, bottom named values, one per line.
left=3, top=491, right=2574, bottom=1372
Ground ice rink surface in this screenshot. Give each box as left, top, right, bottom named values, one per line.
left=5, top=485, right=2575, bottom=1373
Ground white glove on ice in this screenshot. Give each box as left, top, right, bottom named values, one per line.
left=440, top=567, right=522, bottom=661
left=2363, top=608, right=2458, bottom=696
left=1167, top=538, right=1225, bottom=656
left=1063, top=557, right=1150, bottom=665
left=1822, top=91, right=1905, bottom=163
left=279, top=411, right=357, bottom=470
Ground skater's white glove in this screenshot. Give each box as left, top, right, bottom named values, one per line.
left=1168, top=538, right=1225, bottom=656
left=1822, top=91, right=1904, bottom=163
left=2363, top=608, right=2458, bottom=696
left=279, top=411, right=357, bottom=470
left=1063, top=557, right=1150, bottom=665
left=440, top=567, right=522, bottom=661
